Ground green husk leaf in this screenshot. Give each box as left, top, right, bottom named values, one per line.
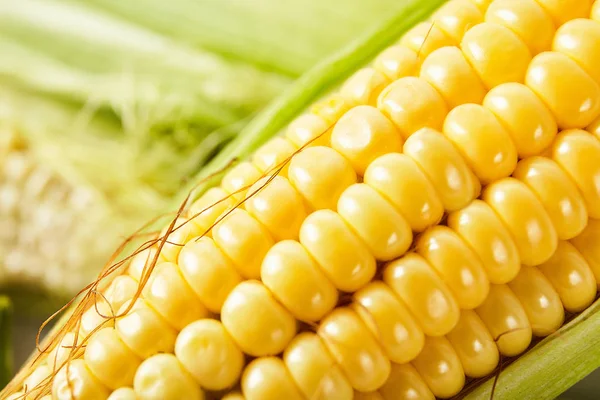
left=0, top=296, right=13, bottom=388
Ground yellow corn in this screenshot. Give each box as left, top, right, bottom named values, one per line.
left=9, top=0, right=600, bottom=399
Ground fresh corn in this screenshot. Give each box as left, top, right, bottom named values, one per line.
left=6, top=0, right=600, bottom=399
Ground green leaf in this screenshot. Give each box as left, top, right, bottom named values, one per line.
left=0, top=296, right=13, bottom=388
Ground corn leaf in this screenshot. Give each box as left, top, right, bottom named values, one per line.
left=0, top=296, right=12, bottom=389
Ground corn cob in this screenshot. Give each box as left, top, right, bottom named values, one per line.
left=6, top=0, right=600, bottom=399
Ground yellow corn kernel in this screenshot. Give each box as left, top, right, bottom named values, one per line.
left=133, top=354, right=204, bottom=400
left=285, top=113, right=331, bottom=148
left=288, top=146, right=357, bottom=211
left=339, top=68, right=391, bottom=106
left=221, top=280, right=296, bottom=356
left=331, top=105, right=403, bottom=175
left=221, top=162, right=263, bottom=202
left=380, top=363, right=435, bottom=400
left=212, top=208, right=274, bottom=279
left=6, top=392, right=25, bottom=400
left=103, top=275, right=139, bottom=314
left=588, top=114, right=600, bottom=140
left=526, top=52, right=600, bottom=129
left=142, top=262, right=208, bottom=331
left=299, top=209, right=376, bottom=292
left=245, top=176, right=307, bottom=241
left=241, top=357, right=304, bottom=400
left=534, top=0, right=591, bottom=27
left=365, top=153, right=444, bottom=232
left=554, top=19, right=600, bottom=86
left=539, top=241, right=597, bottom=313
left=80, top=300, right=115, bottom=337
left=419, top=46, right=486, bottom=108
left=48, top=332, right=80, bottom=370
left=310, top=94, right=354, bottom=125
left=593, top=0, right=600, bottom=21
left=467, top=0, right=494, bottom=13
left=222, top=392, right=245, bottom=400
left=417, top=226, right=490, bottom=310
left=355, top=391, right=384, bottom=400
left=400, top=22, right=456, bottom=59
left=284, top=332, right=353, bottom=400
left=461, top=22, right=532, bottom=89
left=476, top=284, right=532, bottom=356
left=252, top=137, right=296, bottom=176
left=23, top=364, right=50, bottom=399
left=84, top=328, right=141, bottom=390
left=432, top=0, right=484, bottom=42
left=383, top=254, right=460, bottom=337
left=128, top=245, right=163, bottom=282
left=377, top=77, right=448, bottom=140
left=552, top=130, right=600, bottom=218
left=571, top=219, right=600, bottom=286
left=337, top=184, right=413, bottom=261
left=513, top=157, right=588, bottom=240
left=107, top=387, right=136, bottom=400
left=447, top=200, right=521, bottom=284
left=509, top=266, right=564, bottom=336
left=319, top=307, right=391, bottom=392
left=115, top=299, right=177, bottom=359
left=188, top=187, right=236, bottom=234
left=446, top=310, right=499, bottom=378
left=353, top=281, right=425, bottom=363
left=485, top=0, right=555, bottom=55
left=412, top=336, right=465, bottom=399
left=404, top=128, right=481, bottom=212
left=174, top=319, right=244, bottom=391
left=158, top=218, right=202, bottom=263
left=261, top=240, right=338, bottom=322
left=178, top=236, right=241, bottom=313
left=372, top=45, right=420, bottom=81
left=52, top=359, right=110, bottom=400
left=443, top=104, right=518, bottom=184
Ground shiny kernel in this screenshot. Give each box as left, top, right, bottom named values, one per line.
left=245, top=176, right=308, bottom=240
left=447, top=200, right=521, bottom=284
left=383, top=254, right=460, bottom=337
left=189, top=187, right=236, bottom=234
left=23, top=364, right=51, bottom=399
left=128, top=245, right=163, bottom=282
left=103, top=275, right=139, bottom=314
left=300, top=210, right=376, bottom=292
left=285, top=113, right=331, bottom=148
left=468, top=0, right=494, bottom=13
left=553, top=19, right=600, bottom=85
left=261, top=240, right=338, bottom=322
left=526, top=52, right=600, bottom=129
left=107, top=388, right=136, bottom=400
left=446, top=310, right=499, bottom=378
left=377, top=77, right=448, bottom=140
left=508, top=266, right=564, bottom=336
left=404, top=128, right=480, bottom=212
left=412, top=336, right=465, bottom=399
left=483, top=178, right=558, bottom=266
left=284, top=332, right=354, bottom=400
left=380, top=363, right=435, bottom=400
left=115, top=299, right=177, bottom=359
left=485, top=0, right=555, bottom=55
left=594, top=0, right=600, bottom=21
left=513, top=157, right=588, bottom=240
left=84, top=328, right=141, bottom=390
left=364, top=153, right=444, bottom=232
left=461, top=22, right=532, bottom=89
left=534, top=0, right=591, bottom=27
left=311, top=94, right=355, bottom=125
left=80, top=299, right=115, bottom=337
left=331, top=105, right=403, bottom=175
left=337, top=183, right=413, bottom=261
left=158, top=218, right=202, bottom=263
left=319, top=307, right=391, bottom=392
left=539, top=241, right=597, bottom=313
left=353, top=281, right=425, bottom=364
left=252, top=137, right=296, bottom=176
left=373, top=45, right=420, bottom=81
left=134, top=354, right=204, bottom=400
left=52, top=359, right=109, bottom=400
left=142, top=262, right=208, bottom=331
left=419, top=46, right=486, bottom=108
left=443, top=104, right=518, bottom=184
left=588, top=114, right=600, bottom=140
left=483, top=83, right=557, bottom=158
left=242, top=357, right=303, bottom=400
left=288, top=146, right=357, bottom=211
left=221, top=281, right=296, bottom=357
left=476, top=284, right=532, bottom=356
left=175, top=319, right=244, bottom=391
left=48, top=332, right=81, bottom=370
left=571, top=219, right=600, bottom=287
left=339, top=68, right=391, bottom=106
left=552, top=130, right=600, bottom=218
left=432, top=0, right=484, bottom=42
left=178, top=236, right=241, bottom=313
left=221, top=162, right=263, bottom=202
left=213, top=208, right=274, bottom=279
left=416, top=226, right=490, bottom=310
left=400, top=22, right=456, bottom=59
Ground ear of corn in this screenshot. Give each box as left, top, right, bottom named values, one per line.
left=6, top=0, right=600, bottom=399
